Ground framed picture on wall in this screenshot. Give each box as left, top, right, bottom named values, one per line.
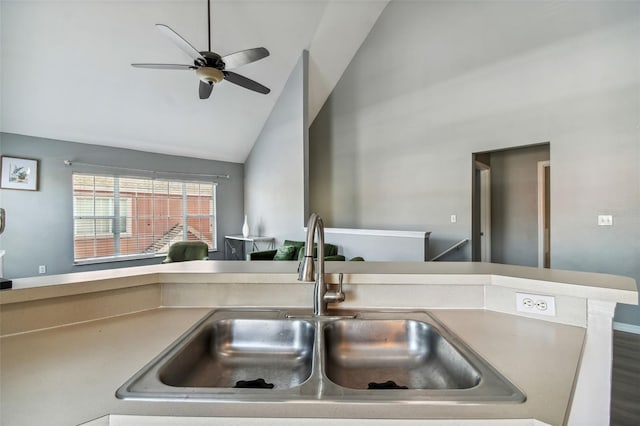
left=0, top=156, right=39, bottom=191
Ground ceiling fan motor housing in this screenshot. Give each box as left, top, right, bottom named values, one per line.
left=196, top=51, right=226, bottom=84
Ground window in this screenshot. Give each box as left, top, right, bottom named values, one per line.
left=74, top=197, right=131, bottom=236
left=73, top=173, right=216, bottom=262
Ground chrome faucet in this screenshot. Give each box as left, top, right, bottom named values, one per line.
left=298, top=213, right=345, bottom=316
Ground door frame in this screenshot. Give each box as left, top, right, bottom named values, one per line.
left=537, top=160, right=550, bottom=268
left=478, top=162, right=491, bottom=262
left=473, top=160, right=491, bottom=262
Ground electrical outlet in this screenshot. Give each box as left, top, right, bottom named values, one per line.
left=450, top=215, right=457, bottom=223
left=38, top=265, right=46, bottom=274
left=597, top=215, right=613, bottom=226
left=516, top=292, right=556, bottom=317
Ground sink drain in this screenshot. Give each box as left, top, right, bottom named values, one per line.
left=234, top=378, right=275, bottom=389
left=368, top=380, right=408, bottom=390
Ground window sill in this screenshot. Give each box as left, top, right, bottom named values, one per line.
left=73, top=253, right=165, bottom=266
left=73, top=250, right=218, bottom=266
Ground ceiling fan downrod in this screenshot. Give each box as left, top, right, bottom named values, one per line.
left=207, top=0, right=211, bottom=52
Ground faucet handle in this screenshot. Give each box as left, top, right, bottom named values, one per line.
left=335, top=273, right=346, bottom=303
left=324, top=272, right=345, bottom=304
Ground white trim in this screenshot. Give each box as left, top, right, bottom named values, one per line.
left=479, top=168, right=491, bottom=262
left=318, top=227, right=429, bottom=239
left=474, top=161, right=491, bottom=263
left=568, top=299, right=616, bottom=425
left=613, top=321, right=640, bottom=334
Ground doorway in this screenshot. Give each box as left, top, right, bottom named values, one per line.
left=472, top=143, right=550, bottom=267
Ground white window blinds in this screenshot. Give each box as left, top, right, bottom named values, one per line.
left=72, top=173, right=216, bottom=262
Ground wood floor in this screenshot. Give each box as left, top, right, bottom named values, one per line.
left=610, top=330, right=640, bottom=425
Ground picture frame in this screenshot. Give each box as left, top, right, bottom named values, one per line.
left=1, top=156, right=39, bottom=191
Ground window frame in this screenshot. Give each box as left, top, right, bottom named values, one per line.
left=72, top=173, right=217, bottom=264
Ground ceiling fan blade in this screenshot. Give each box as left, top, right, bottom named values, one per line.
left=131, top=63, right=195, bottom=70
left=156, top=24, right=206, bottom=65
left=222, top=47, right=270, bottom=70
left=199, top=81, right=214, bottom=99
left=224, top=71, right=270, bottom=94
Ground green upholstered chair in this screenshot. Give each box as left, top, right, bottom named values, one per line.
left=249, top=240, right=345, bottom=261
left=162, top=241, right=209, bottom=263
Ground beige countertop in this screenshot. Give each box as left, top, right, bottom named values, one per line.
left=0, top=307, right=585, bottom=426
left=0, top=261, right=636, bottom=425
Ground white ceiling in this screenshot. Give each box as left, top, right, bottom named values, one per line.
left=0, top=0, right=387, bottom=163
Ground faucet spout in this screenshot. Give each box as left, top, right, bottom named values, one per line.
left=298, top=213, right=322, bottom=283
left=298, top=213, right=343, bottom=316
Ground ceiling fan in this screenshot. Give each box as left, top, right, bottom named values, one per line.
left=132, top=0, right=270, bottom=99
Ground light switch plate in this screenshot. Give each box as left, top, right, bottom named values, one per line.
left=597, top=215, right=613, bottom=226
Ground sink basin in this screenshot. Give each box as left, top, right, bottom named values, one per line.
left=116, top=310, right=317, bottom=400
left=323, top=319, right=480, bottom=390
left=159, top=318, right=314, bottom=389
left=117, top=309, right=525, bottom=404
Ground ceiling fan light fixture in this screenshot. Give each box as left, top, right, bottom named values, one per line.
left=196, top=67, right=224, bottom=84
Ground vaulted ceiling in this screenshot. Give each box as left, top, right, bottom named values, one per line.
left=0, top=0, right=387, bottom=163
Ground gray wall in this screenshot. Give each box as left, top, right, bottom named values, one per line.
left=244, top=53, right=308, bottom=245
left=0, top=132, right=244, bottom=278
left=490, top=144, right=550, bottom=267
left=309, top=2, right=639, bottom=320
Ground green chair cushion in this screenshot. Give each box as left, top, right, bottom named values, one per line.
left=273, top=245, right=298, bottom=260
left=295, top=242, right=339, bottom=260
left=325, top=243, right=338, bottom=256
left=162, top=241, right=209, bottom=263
left=249, top=240, right=354, bottom=262
left=325, top=255, right=346, bottom=261
left=248, top=249, right=277, bottom=260
left=283, top=240, right=305, bottom=248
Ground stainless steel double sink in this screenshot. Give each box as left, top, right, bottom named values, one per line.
left=116, top=309, right=525, bottom=403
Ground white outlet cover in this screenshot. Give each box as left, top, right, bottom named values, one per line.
left=516, top=292, right=556, bottom=317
